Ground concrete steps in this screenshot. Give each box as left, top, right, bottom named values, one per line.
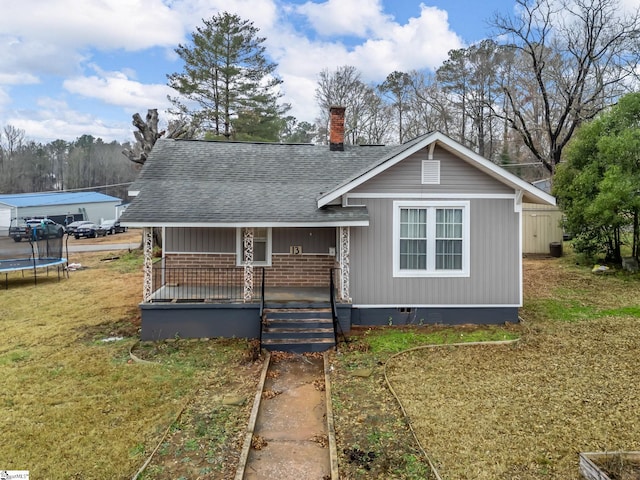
left=261, top=306, right=336, bottom=353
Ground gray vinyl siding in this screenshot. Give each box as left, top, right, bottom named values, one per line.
left=165, top=227, right=235, bottom=253
left=272, top=227, right=335, bottom=254
left=350, top=145, right=513, bottom=195
left=350, top=198, right=520, bottom=305
left=165, top=227, right=336, bottom=255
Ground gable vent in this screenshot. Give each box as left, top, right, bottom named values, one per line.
left=422, top=160, right=440, bottom=184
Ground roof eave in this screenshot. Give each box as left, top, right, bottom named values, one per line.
left=120, top=220, right=370, bottom=228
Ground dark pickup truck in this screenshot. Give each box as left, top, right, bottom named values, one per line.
left=9, top=218, right=65, bottom=242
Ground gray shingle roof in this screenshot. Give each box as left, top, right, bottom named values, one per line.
left=121, top=138, right=403, bottom=226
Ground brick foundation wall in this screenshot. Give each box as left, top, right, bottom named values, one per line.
left=165, top=253, right=236, bottom=269
left=161, top=254, right=239, bottom=287
left=268, top=254, right=337, bottom=287
left=163, top=253, right=337, bottom=287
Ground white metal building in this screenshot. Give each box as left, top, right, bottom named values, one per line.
left=0, top=192, right=122, bottom=234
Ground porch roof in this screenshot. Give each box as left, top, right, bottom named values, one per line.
left=121, top=138, right=398, bottom=227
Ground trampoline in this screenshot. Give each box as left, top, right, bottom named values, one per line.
left=1, top=228, right=68, bottom=289
left=0, top=258, right=67, bottom=271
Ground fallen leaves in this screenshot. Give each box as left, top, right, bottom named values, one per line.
left=251, top=435, right=268, bottom=450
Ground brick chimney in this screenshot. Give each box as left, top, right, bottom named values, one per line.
left=329, top=106, right=345, bottom=151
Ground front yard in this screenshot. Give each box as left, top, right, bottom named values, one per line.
left=330, top=256, right=640, bottom=479
left=1, top=247, right=639, bottom=479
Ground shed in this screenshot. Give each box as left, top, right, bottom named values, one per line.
left=522, top=179, right=563, bottom=254
left=0, top=192, right=122, bottom=234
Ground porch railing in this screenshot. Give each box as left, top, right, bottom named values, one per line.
left=150, top=259, right=263, bottom=303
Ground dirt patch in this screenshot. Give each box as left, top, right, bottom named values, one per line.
left=76, top=316, right=141, bottom=342
left=328, top=347, right=435, bottom=479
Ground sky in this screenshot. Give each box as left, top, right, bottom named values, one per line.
left=0, top=0, right=634, bottom=145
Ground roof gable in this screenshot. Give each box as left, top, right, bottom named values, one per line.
left=317, top=131, right=555, bottom=207
left=349, top=144, right=514, bottom=195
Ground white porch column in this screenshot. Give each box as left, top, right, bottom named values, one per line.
left=243, top=227, right=254, bottom=303
left=339, top=226, right=351, bottom=302
left=143, top=227, right=153, bottom=302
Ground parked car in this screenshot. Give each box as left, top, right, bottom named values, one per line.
left=99, top=219, right=127, bottom=235
left=9, top=218, right=65, bottom=242
left=66, top=220, right=92, bottom=236
left=74, top=223, right=105, bottom=239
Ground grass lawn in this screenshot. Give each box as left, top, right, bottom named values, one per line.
left=2, top=237, right=639, bottom=479
left=0, top=247, right=262, bottom=479
left=331, top=255, right=640, bottom=479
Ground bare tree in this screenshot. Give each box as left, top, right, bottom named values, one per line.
left=314, top=66, right=387, bottom=144
left=122, top=109, right=163, bottom=166
left=48, top=139, right=68, bottom=191
left=402, top=70, right=454, bottom=139
left=122, top=109, right=194, bottom=166
left=378, top=71, right=413, bottom=143
left=0, top=126, right=26, bottom=192
left=492, top=0, right=640, bottom=174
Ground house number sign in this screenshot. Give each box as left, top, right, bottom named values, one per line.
left=290, top=245, right=303, bottom=255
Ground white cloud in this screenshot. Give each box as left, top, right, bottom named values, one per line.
left=6, top=99, right=130, bottom=143
left=0, top=73, right=39, bottom=85
left=274, top=2, right=460, bottom=79
left=0, top=87, right=10, bottom=108
left=0, top=0, right=185, bottom=82
left=168, top=0, right=279, bottom=34
left=269, top=2, right=462, bottom=121
left=63, top=67, right=174, bottom=111
left=12, top=117, right=130, bottom=143
left=0, top=35, right=86, bottom=79
left=620, top=0, right=640, bottom=11
left=0, top=0, right=185, bottom=50
left=0, top=0, right=465, bottom=143
left=295, top=0, right=392, bottom=37
left=280, top=72, right=323, bottom=122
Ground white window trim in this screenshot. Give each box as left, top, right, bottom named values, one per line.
left=392, top=200, right=470, bottom=278
left=236, top=227, right=272, bottom=266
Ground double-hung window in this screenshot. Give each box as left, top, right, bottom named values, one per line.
left=237, top=227, right=272, bottom=266
left=393, top=201, right=469, bottom=277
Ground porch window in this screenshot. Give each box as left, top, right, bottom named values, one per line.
left=237, top=227, right=272, bottom=266
left=393, top=201, right=469, bottom=277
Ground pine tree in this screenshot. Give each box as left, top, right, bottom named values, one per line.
left=167, top=12, right=288, bottom=140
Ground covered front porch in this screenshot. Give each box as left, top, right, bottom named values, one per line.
left=138, top=226, right=355, bottom=343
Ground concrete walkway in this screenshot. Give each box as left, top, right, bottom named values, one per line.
left=241, top=354, right=333, bottom=479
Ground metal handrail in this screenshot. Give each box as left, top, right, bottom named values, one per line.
left=329, top=268, right=345, bottom=349
left=259, top=267, right=266, bottom=349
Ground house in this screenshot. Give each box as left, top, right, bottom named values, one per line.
left=120, top=107, right=555, bottom=350
left=0, top=191, right=122, bottom=234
